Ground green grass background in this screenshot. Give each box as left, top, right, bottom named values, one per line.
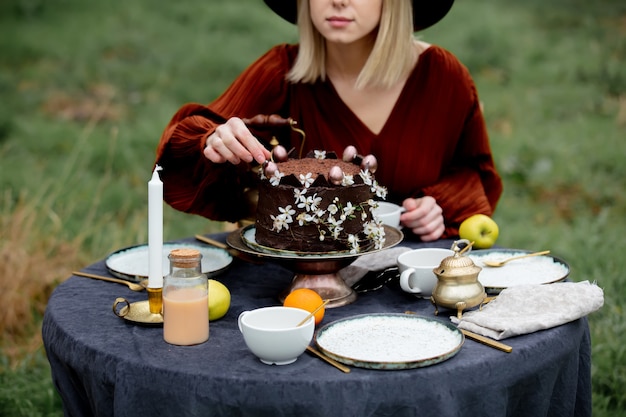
left=1, top=0, right=624, bottom=415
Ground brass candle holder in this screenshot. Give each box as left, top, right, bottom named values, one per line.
left=112, top=296, right=163, bottom=326
left=112, top=286, right=163, bottom=326
left=147, top=287, right=163, bottom=314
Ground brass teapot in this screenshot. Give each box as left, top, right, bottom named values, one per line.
left=431, top=240, right=486, bottom=319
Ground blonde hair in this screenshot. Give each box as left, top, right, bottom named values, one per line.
left=287, top=0, right=416, bottom=89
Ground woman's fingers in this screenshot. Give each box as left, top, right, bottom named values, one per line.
left=401, top=196, right=445, bottom=241
left=204, top=118, right=271, bottom=165
left=228, top=119, right=271, bottom=164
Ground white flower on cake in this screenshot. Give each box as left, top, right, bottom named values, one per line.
left=330, top=224, right=343, bottom=239
left=363, top=221, right=377, bottom=236
left=342, top=202, right=356, bottom=219
left=347, top=234, right=360, bottom=253
left=293, top=188, right=307, bottom=203
left=269, top=170, right=284, bottom=186
left=359, top=170, right=388, bottom=198
left=372, top=180, right=388, bottom=199
left=360, top=170, right=373, bottom=185
left=280, top=205, right=295, bottom=218
left=363, top=220, right=385, bottom=250
left=342, top=175, right=354, bottom=186
left=299, top=194, right=321, bottom=212
left=299, top=173, right=314, bottom=188
left=271, top=205, right=295, bottom=232
left=296, top=212, right=317, bottom=226
left=327, top=215, right=344, bottom=240
left=314, top=150, right=326, bottom=159
left=327, top=215, right=341, bottom=228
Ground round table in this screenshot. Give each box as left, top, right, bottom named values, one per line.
left=43, top=234, right=591, bottom=417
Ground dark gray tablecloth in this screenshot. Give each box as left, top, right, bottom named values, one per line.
left=43, top=235, right=591, bottom=417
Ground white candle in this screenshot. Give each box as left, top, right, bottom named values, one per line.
left=148, top=165, right=163, bottom=288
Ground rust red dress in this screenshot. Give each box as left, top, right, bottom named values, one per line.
left=155, top=44, right=503, bottom=238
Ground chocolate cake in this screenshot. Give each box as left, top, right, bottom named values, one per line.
left=254, top=150, right=387, bottom=253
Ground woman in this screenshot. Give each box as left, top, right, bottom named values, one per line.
left=155, top=0, right=502, bottom=241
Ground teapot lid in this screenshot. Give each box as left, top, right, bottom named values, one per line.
left=434, top=240, right=481, bottom=276
left=439, top=252, right=476, bottom=269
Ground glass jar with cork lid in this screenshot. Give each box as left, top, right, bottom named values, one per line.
left=163, top=248, right=209, bottom=345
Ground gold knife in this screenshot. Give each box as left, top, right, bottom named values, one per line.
left=460, top=329, right=513, bottom=353
left=306, top=346, right=351, bottom=373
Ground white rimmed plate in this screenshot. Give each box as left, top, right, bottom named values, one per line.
left=106, top=243, right=232, bottom=282
left=315, top=313, right=464, bottom=370
left=468, top=249, right=570, bottom=294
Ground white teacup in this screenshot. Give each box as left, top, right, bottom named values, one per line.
left=397, top=248, right=454, bottom=298
left=238, top=306, right=314, bottom=365
left=373, top=202, right=405, bottom=229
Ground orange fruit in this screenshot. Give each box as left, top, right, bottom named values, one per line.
left=283, top=288, right=326, bottom=325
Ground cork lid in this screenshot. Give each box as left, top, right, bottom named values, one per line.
left=169, top=248, right=201, bottom=267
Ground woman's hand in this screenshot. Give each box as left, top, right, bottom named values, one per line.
left=203, top=117, right=271, bottom=165
left=400, top=196, right=445, bottom=241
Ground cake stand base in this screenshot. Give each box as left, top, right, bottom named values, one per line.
left=280, top=271, right=357, bottom=308
left=226, top=225, right=404, bottom=309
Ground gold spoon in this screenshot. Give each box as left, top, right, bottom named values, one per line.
left=72, top=271, right=146, bottom=291
left=482, top=250, right=551, bottom=268
left=296, top=299, right=330, bottom=327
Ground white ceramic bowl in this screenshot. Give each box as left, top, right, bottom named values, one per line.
left=238, top=306, right=315, bottom=365
left=373, top=202, right=404, bottom=228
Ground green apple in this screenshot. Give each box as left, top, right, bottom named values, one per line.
left=208, top=279, right=231, bottom=321
left=459, top=214, right=499, bottom=249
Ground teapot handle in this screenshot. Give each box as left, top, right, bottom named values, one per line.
left=451, top=239, right=473, bottom=254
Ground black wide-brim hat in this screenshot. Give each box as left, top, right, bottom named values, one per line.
left=263, top=0, right=454, bottom=32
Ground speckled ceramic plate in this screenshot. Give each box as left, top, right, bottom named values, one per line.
left=315, top=314, right=464, bottom=370
left=468, top=249, right=570, bottom=294
left=106, top=243, right=232, bottom=282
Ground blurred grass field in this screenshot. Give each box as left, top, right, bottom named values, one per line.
left=1, top=0, right=625, bottom=415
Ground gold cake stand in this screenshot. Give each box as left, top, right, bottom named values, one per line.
left=226, top=225, right=403, bottom=308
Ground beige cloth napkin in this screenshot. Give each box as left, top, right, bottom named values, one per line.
left=339, top=246, right=411, bottom=287
left=451, top=281, right=604, bottom=340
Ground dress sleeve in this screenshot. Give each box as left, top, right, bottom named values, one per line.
left=421, top=78, right=503, bottom=238
left=154, top=45, right=294, bottom=222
